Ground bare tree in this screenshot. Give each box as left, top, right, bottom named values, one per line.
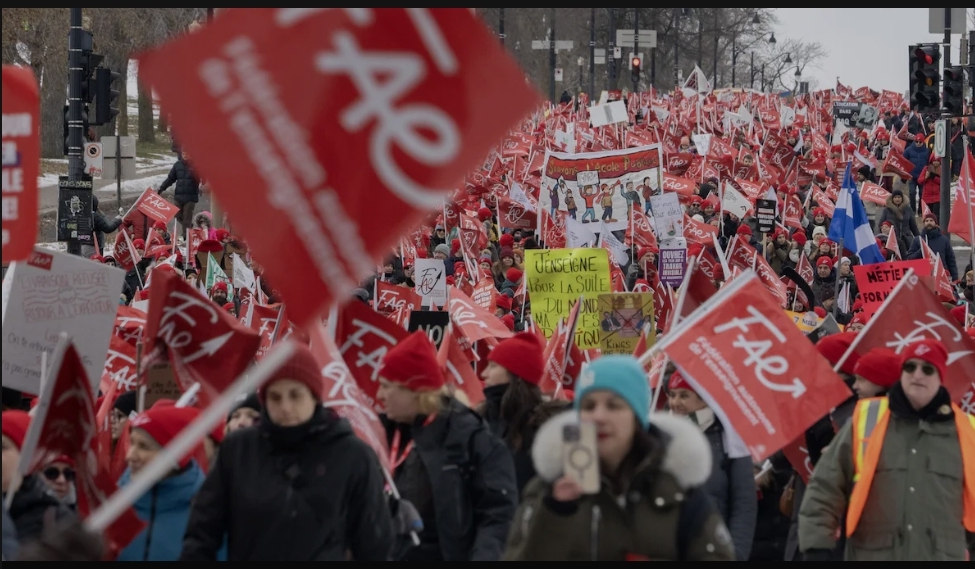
left=752, top=37, right=827, bottom=93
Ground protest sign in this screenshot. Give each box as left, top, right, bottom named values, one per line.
left=658, top=240, right=688, bottom=287
left=137, top=8, right=540, bottom=327
left=231, top=253, right=255, bottom=292
left=407, top=310, right=450, bottom=349
left=414, top=258, right=447, bottom=307
left=1, top=248, right=125, bottom=394
left=755, top=199, right=776, bottom=234
left=2, top=66, right=39, bottom=263
left=785, top=310, right=823, bottom=333
left=649, top=192, right=683, bottom=239
left=831, top=101, right=861, bottom=127
left=596, top=292, right=653, bottom=354
left=526, top=248, right=611, bottom=348
left=124, top=188, right=179, bottom=225
left=852, top=259, right=930, bottom=317
left=540, top=145, right=663, bottom=233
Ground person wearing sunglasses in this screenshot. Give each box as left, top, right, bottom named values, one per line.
left=799, top=339, right=975, bottom=561
left=39, top=457, right=76, bottom=510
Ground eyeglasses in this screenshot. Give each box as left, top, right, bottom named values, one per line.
left=42, top=467, right=75, bottom=482
left=902, top=362, right=937, bottom=376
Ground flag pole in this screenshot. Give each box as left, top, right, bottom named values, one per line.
left=831, top=237, right=844, bottom=318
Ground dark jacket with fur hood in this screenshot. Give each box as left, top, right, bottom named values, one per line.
left=876, top=194, right=918, bottom=251
left=504, top=411, right=735, bottom=561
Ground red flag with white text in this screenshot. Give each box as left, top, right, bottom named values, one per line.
left=334, top=299, right=411, bottom=412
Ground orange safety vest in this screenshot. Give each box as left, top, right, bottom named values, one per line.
left=846, top=397, right=975, bottom=537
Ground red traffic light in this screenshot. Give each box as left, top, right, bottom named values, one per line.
left=913, top=45, right=939, bottom=65
left=631, top=57, right=641, bottom=68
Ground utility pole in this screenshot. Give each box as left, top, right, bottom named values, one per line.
left=589, top=8, right=595, bottom=99
left=750, top=51, right=755, bottom=89
left=499, top=8, right=505, bottom=47
left=608, top=8, right=616, bottom=90
left=939, top=7, right=952, bottom=233
left=634, top=8, right=640, bottom=94
left=650, top=10, right=657, bottom=87
left=65, top=8, right=90, bottom=257
left=549, top=8, right=557, bottom=102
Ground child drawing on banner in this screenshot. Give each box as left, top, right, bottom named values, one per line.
left=622, top=178, right=642, bottom=216
left=580, top=184, right=599, bottom=223
left=639, top=176, right=657, bottom=215
left=549, top=177, right=565, bottom=217
left=600, top=181, right=622, bottom=223
left=564, top=188, right=578, bottom=220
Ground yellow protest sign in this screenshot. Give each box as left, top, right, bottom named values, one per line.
left=785, top=310, right=822, bottom=333
left=526, top=248, right=611, bottom=348
left=597, top=293, right=654, bottom=354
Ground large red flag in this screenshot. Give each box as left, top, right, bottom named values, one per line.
left=658, top=272, right=852, bottom=461
left=136, top=8, right=540, bottom=327
left=947, top=151, right=975, bottom=244
left=334, top=300, right=411, bottom=411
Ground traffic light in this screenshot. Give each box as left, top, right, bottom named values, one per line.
left=631, top=56, right=641, bottom=84
left=93, top=67, right=120, bottom=125
left=909, top=44, right=940, bottom=113
left=81, top=51, right=103, bottom=105
left=942, top=66, right=965, bottom=116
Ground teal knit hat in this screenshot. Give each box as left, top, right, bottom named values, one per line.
left=573, top=355, right=650, bottom=429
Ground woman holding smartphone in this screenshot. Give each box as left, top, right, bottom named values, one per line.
left=504, top=356, right=734, bottom=561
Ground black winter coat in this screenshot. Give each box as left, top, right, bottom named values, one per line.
left=158, top=158, right=201, bottom=204
left=4, top=475, right=75, bottom=545
left=907, top=226, right=958, bottom=281
left=383, top=397, right=518, bottom=561
left=180, top=407, right=393, bottom=561
left=702, top=420, right=757, bottom=561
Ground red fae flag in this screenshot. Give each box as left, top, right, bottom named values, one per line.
left=2, top=66, right=40, bottom=262
left=143, top=269, right=261, bottom=405
left=335, top=299, right=411, bottom=412
left=307, top=321, right=391, bottom=472
left=659, top=272, right=852, bottom=461
left=947, top=152, right=975, bottom=244
left=447, top=287, right=513, bottom=343
left=136, top=8, right=540, bottom=326
left=24, top=338, right=144, bottom=559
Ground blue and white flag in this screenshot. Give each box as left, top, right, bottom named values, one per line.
left=827, top=163, right=885, bottom=265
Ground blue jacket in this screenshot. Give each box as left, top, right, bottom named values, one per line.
left=902, top=142, right=930, bottom=181
left=117, top=461, right=221, bottom=561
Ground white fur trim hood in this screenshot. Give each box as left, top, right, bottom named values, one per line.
left=531, top=411, right=713, bottom=489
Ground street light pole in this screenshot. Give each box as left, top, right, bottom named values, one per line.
left=589, top=8, right=595, bottom=99
left=939, top=7, right=952, bottom=233
left=750, top=51, right=754, bottom=89
left=499, top=8, right=505, bottom=47
left=549, top=8, right=557, bottom=103
left=634, top=8, right=640, bottom=93
left=731, top=35, right=737, bottom=88
left=66, top=7, right=87, bottom=257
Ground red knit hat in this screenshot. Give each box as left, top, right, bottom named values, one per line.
left=478, top=207, right=493, bottom=222
left=736, top=224, right=752, bottom=236
left=133, top=238, right=145, bottom=250
left=129, top=406, right=200, bottom=468
left=817, top=256, right=833, bottom=268
left=900, top=339, right=949, bottom=382
left=667, top=371, right=694, bottom=393
left=495, top=295, right=512, bottom=311
left=816, top=331, right=861, bottom=375
left=501, top=313, right=516, bottom=331
left=380, top=331, right=445, bottom=392
left=499, top=233, right=515, bottom=248
left=212, top=281, right=228, bottom=293
left=637, top=246, right=656, bottom=261
left=488, top=332, right=544, bottom=384
left=197, top=239, right=223, bottom=254
left=949, top=305, right=967, bottom=325
left=849, top=312, right=869, bottom=326
left=153, top=221, right=167, bottom=231
left=506, top=268, right=523, bottom=283
left=222, top=302, right=235, bottom=313
left=2, top=410, right=30, bottom=450
left=853, top=348, right=900, bottom=389
left=499, top=246, right=515, bottom=259
left=922, top=211, right=937, bottom=223
left=792, top=231, right=807, bottom=246
left=813, top=307, right=827, bottom=318
left=215, top=228, right=230, bottom=242
left=258, top=344, right=325, bottom=402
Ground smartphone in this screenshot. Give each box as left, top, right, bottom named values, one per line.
left=562, top=422, right=600, bottom=494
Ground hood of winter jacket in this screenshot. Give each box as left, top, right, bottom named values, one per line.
left=120, top=459, right=204, bottom=516
left=530, top=411, right=712, bottom=490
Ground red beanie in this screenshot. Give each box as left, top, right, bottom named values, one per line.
left=949, top=305, right=967, bottom=325
left=813, top=307, right=827, bottom=318
left=153, top=221, right=166, bottom=231
left=792, top=231, right=807, bottom=246
left=133, top=239, right=145, bottom=250
left=667, top=371, right=695, bottom=393
left=129, top=406, right=200, bottom=468
left=849, top=312, right=869, bottom=327
left=900, top=339, right=948, bottom=382
left=501, top=313, right=516, bottom=331
left=853, top=348, right=900, bottom=389
left=499, top=233, right=515, bottom=248
left=488, top=332, right=544, bottom=384
left=478, top=207, right=493, bottom=222
left=380, top=331, right=445, bottom=392
left=197, top=239, right=223, bottom=254
left=736, top=224, right=752, bottom=236
left=506, top=268, right=523, bottom=283
left=637, top=247, right=656, bottom=261
left=215, top=228, right=230, bottom=241
left=2, top=410, right=30, bottom=450
left=816, top=331, right=861, bottom=375
left=415, top=249, right=428, bottom=259
left=222, top=302, right=235, bottom=313
left=495, top=295, right=512, bottom=311
left=817, top=256, right=833, bottom=268
left=258, top=344, right=325, bottom=403
left=499, top=246, right=515, bottom=260
left=212, top=281, right=228, bottom=293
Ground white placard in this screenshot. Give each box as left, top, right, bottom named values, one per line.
left=414, top=258, right=448, bottom=308
left=589, top=100, right=628, bottom=128
left=577, top=170, right=600, bottom=188
left=1, top=248, right=125, bottom=395
left=231, top=253, right=256, bottom=292
left=721, top=181, right=752, bottom=219
left=691, top=134, right=712, bottom=157
left=649, top=193, right=683, bottom=239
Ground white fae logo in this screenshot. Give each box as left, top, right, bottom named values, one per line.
left=886, top=312, right=972, bottom=365
left=713, top=306, right=806, bottom=398
left=505, top=203, right=526, bottom=224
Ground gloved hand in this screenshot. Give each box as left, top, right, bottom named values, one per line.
left=626, top=264, right=640, bottom=278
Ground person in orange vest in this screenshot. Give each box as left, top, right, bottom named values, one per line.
left=797, top=339, right=975, bottom=561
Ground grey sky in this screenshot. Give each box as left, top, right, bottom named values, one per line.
left=774, top=8, right=973, bottom=93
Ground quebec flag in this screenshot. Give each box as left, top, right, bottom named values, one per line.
left=827, top=162, right=886, bottom=265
